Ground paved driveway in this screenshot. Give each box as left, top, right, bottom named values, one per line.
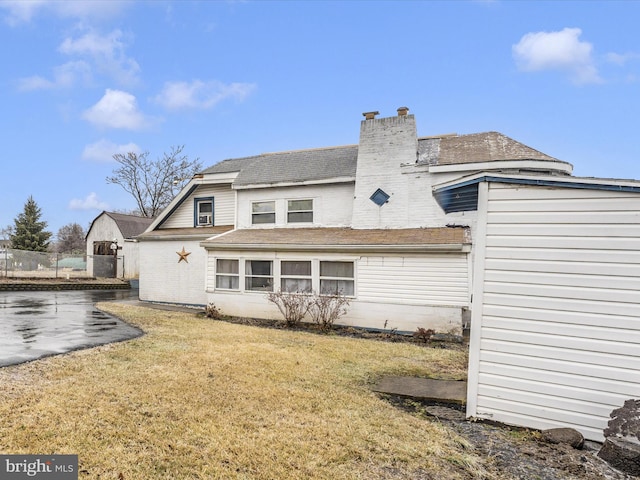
left=0, top=289, right=142, bottom=367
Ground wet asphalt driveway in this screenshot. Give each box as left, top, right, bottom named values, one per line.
left=0, top=289, right=142, bottom=367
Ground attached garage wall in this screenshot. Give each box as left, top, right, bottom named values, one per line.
left=467, top=182, right=640, bottom=442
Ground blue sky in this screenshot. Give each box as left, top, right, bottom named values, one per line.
left=1, top=0, right=639, bottom=238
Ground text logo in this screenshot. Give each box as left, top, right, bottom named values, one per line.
left=0, top=455, right=77, bottom=479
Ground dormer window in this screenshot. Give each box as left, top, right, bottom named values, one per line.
left=195, top=198, right=214, bottom=226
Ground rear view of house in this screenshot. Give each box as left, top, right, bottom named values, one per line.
left=137, top=108, right=571, bottom=333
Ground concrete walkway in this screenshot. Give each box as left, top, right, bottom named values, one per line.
left=372, top=376, right=467, bottom=405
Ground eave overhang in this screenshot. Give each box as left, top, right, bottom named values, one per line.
left=433, top=172, right=640, bottom=214
left=232, top=176, right=355, bottom=190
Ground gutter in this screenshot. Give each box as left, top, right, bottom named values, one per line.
left=200, top=243, right=471, bottom=253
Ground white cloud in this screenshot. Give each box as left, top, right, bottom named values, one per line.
left=153, top=80, right=256, bottom=110
left=69, top=192, right=110, bottom=211
left=16, top=27, right=138, bottom=90
left=0, top=0, right=47, bottom=25
left=82, top=139, right=141, bottom=162
left=18, top=60, right=92, bottom=91
left=0, top=0, right=128, bottom=25
left=59, top=29, right=140, bottom=86
left=513, top=27, right=602, bottom=85
left=605, top=52, right=640, bottom=66
left=83, top=89, right=150, bottom=130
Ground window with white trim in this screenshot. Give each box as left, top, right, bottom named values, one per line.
left=319, top=261, right=354, bottom=296
left=195, top=198, right=214, bottom=226
left=215, top=259, right=239, bottom=290
left=280, top=260, right=312, bottom=293
left=252, top=201, right=276, bottom=224
left=245, top=260, right=273, bottom=291
left=287, top=199, right=313, bottom=223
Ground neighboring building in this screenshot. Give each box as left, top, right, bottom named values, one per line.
left=435, top=173, right=640, bottom=442
left=86, top=212, right=153, bottom=279
left=137, top=107, right=572, bottom=332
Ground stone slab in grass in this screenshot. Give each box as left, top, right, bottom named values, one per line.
left=373, top=376, right=467, bottom=405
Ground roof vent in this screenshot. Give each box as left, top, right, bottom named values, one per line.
left=363, top=111, right=379, bottom=120
left=397, top=106, right=409, bottom=116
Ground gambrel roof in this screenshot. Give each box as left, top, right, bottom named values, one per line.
left=200, top=132, right=567, bottom=187
left=87, top=212, right=154, bottom=240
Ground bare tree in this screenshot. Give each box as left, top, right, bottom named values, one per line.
left=106, top=145, right=202, bottom=218
left=55, top=223, right=86, bottom=254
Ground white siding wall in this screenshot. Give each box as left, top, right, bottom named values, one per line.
left=121, top=240, right=140, bottom=279
left=467, top=183, right=640, bottom=442
left=160, top=185, right=235, bottom=228
left=139, top=239, right=208, bottom=306
left=86, top=215, right=125, bottom=277
left=205, top=249, right=468, bottom=333
left=236, top=183, right=354, bottom=229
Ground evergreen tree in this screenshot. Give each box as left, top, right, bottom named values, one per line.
left=10, top=196, right=52, bottom=252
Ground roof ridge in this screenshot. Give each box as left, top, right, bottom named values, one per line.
left=260, top=143, right=358, bottom=156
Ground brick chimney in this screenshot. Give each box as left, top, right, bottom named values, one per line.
left=363, top=111, right=379, bottom=120
left=352, top=107, right=417, bottom=228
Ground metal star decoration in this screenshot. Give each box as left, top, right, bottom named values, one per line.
left=176, top=247, right=191, bottom=263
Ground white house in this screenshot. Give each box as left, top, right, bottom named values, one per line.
left=434, top=173, right=640, bottom=442
left=137, top=107, right=572, bottom=332
left=86, top=211, right=153, bottom=279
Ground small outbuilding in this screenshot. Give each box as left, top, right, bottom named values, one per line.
left=435, top=173, right=640, bottom=442
left=86, top=212, right=153, bottom=279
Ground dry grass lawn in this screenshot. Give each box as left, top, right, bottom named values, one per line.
left=0, top=303, right=480, bottom=479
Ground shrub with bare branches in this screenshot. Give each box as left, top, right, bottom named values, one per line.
left=308, top=291, right=351, bottom=331
left=266, top=290, right=312, bottom=327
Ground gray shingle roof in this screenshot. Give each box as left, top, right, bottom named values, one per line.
left=201, top=145, right=358, bottom=186
left=105, top=212, right=154, bottom=239
left=417, top=132, right=559, bottom=166
left=200, top=132, right=565, bottom=186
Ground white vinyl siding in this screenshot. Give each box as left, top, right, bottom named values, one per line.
left=205, top=250, right=465, bottom=333
left=357, top=254, right=469, bottom=306
left=160, top=185, right=235, bottom=228
left=467, top=183, right=640, bottom=442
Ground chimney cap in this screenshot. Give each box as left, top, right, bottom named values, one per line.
left=363, top=111, right=380, bottom=120
left=397, top=106, right=409, bottom=116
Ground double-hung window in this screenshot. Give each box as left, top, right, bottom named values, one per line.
left=287, top=199, right=313, bottom=223
left=195, top=198, right=214, bottom=226
left=215, top=259, right=239, bottom=290
left=252, top=201, right=276, bottom=224
left=280, top=261, right=312, bottom=293
left=245, top=260, right=273, bottom=291
left=319, top=261, right=354, bottom=296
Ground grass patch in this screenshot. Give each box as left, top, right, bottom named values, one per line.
left=0, top=303, right=480, bottom=479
